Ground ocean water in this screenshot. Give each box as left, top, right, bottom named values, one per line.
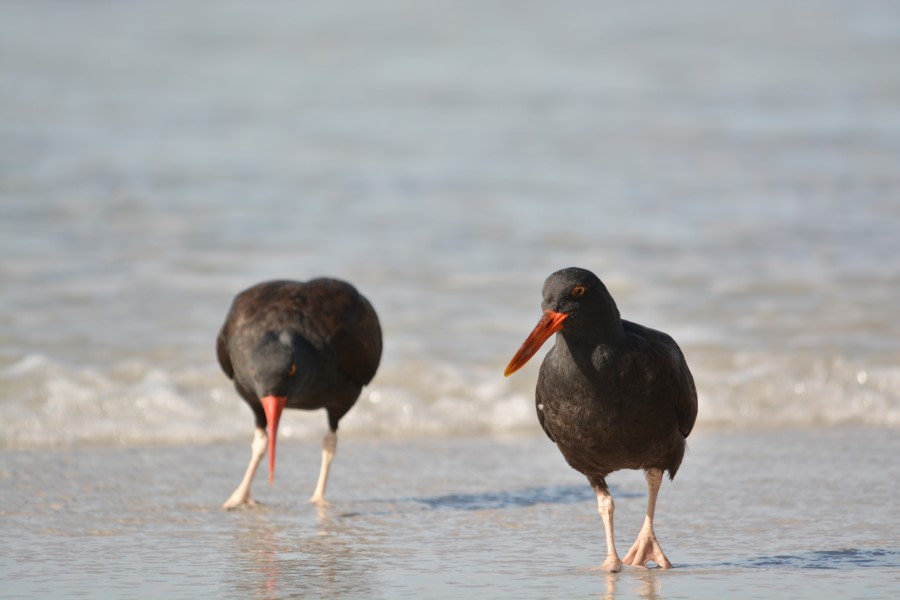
left=2, top=0, right=898, bottom=446
left=1, top=0, right=899, bottom=597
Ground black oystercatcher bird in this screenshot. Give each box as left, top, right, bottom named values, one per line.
left=217, top=278, right=382, bottom=509
left=504, top=268, right=697, bottom=571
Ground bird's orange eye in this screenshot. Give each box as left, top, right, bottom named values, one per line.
left=571, top=284, right=586, bottom=297
left=288, top=363, right=297, bottom=377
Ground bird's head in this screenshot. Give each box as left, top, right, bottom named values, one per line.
left=504, top=267, right=619, bottom=376
left=250, top=330, right=311, bottom=485
left=251, top=330, right=306, bottom=396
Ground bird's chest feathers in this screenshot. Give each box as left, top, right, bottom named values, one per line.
left=540, top=341, right=659, bottom=424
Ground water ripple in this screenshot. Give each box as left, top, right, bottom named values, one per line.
left=411, top=484, right=610, bottom=512
left=738, top=548, right=900, bottom=570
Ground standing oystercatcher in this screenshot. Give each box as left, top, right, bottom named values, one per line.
left=505, top=267, right=697, bottom=570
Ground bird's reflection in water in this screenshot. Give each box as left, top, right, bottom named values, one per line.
left=634, top=569, right=661, bottom=600
left=227, top=502, right=375, bottom=599
left=600, top=568, right=661, bottom=600
left=230, top=511, right=282, bottom=600
left=603, top=572, right=618, bottom=600
left=315, top=501, right=335, bottom=533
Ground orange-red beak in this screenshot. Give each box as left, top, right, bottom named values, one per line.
left=261, top=395, right=287, bottom=485
left=504, top=310, right=568, bottom=376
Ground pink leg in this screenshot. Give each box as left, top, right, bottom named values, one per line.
left=593, top=483, right=623, bottom=572
left=622, top=468, right=673, bottom=569
left=223, top=427, right=267, bottom=509
left=309, top=430, right=337, bottom=504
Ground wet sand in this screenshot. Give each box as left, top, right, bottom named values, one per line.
left=2, top=428, right=898, bottom=598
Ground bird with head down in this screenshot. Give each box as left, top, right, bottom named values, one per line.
left=217, top=278, right=382, bottom=509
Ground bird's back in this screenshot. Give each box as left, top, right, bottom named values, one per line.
left=217, top=278, right=382, bottom=388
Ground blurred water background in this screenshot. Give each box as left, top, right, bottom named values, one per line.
left=2, top=0, right=898, bottom=447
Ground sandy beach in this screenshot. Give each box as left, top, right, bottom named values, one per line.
left=3, top=428, right=898, bottom=598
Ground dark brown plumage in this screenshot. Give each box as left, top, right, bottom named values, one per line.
left=218, top=278, right=382, bottom=509
left=505, top=267, right=697, bottom=570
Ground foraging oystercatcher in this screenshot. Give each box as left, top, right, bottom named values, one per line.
left=217, top=278, right=382, bottom=509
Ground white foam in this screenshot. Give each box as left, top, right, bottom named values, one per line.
left=0, top=355, right=248, bottom=447
left=695, top=353, right=900, bottom=429
left=2, top=350, right=898, bottom=448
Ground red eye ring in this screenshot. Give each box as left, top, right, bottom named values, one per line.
left=571, top=285, right=586, bottom=297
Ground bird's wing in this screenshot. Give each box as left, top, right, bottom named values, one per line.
left=623, top=320, right=698, bottom=439
left=330, top=295, right=383, bottom=386
left=302, top=279, right=383, bottom=387
left=216, top=325, right=234, bottom=380
left=657, top=339, right=698, bottom=439
left=674, top=356, right=698, bottom=438
left=535, top=357, right=556, bottom=443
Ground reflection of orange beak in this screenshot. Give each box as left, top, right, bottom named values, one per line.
left=504, top=310, right=568, bottom=376
left=261, top=395, right=287, bottom=485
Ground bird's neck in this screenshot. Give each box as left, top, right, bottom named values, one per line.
left=561, top=312, right=624, bottom=347
left=555, top=320, right=624, bottom=385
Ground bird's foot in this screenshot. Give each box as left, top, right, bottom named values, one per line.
left=598, top=555, right=623, bottom=573
left=622, top=533, right=672, bottom=569
left=223, top=495, right=260, bottom=510
left=308, top=494, right=330, bottom=506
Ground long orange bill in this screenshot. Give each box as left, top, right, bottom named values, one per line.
left=260, top=395, right=287, bottom=485
left=504, top=310, right=568, bottom=376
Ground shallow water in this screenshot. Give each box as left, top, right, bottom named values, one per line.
left=2, top=429, right=898, bottom=598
